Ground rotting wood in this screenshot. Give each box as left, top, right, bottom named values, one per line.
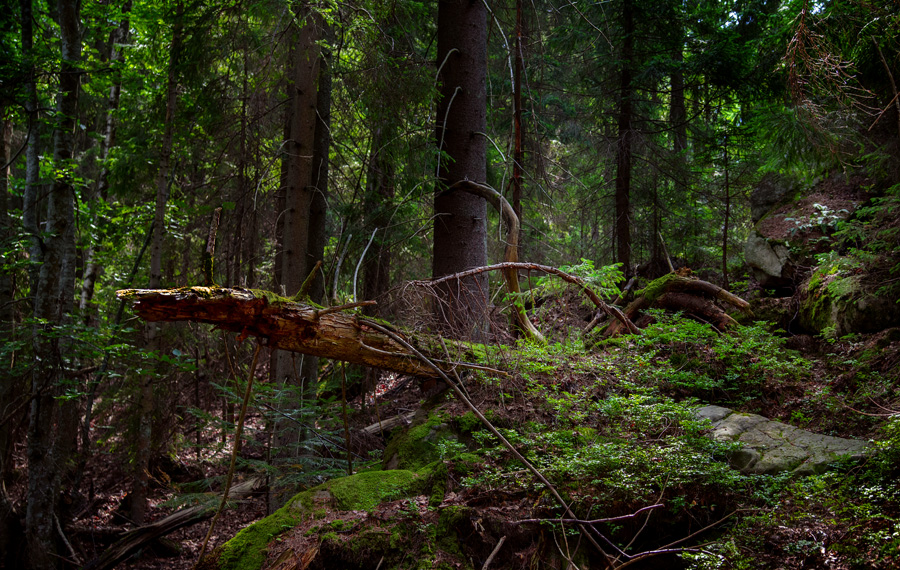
left=601, top=272, right=753, bottom=338
left=361, top=410, right=417, bottom=436
left=80, top=476, right=264, bottom=570
left=116, top=287, right=483, bottom=378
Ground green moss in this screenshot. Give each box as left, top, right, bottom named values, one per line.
left=383, top=413, right=455, bottom=470
left=634, top=273, right=679, bottom=302
left=328, top=469, right=424, bottom=511
left=248, top=288, right=295, bottom=305
left=214, top=498, right=304, bottom=570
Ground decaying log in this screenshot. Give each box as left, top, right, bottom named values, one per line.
left=602, top=272, right=753, bottom=337
left=80, top=476, right=264, bottom=570
left=361, top=410, right=417, bottom=436
left=116, top=287, right=476, bottom=378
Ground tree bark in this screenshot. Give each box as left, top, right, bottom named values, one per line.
left=118, top=287, right=459, bottom=378
left=270, top=10, right=327, bottom=497
left=80, top=1, right=133, bottom=325
left=136, top=0, right=183, bottom=526
left=26, top=0, right=82, bottom=567
left=433, top=0, right=489, bottom=340
left=614, top=0, right=634, bottom=274
left=21, top=0, right=42, bottom=300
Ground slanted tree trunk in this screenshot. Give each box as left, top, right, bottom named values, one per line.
left=26, top=0, right=82, bottom=567
left=433, top=0, right=489, bottom=340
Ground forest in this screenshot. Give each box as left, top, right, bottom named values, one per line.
left=2, top=0, right=900, bottom=568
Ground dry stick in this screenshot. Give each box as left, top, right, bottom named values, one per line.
left=413, top=262, right=640, bottom=335
left=316, top=300, right=376, bottom=317
left=611, top=510, right=746, bottom=570
left=481, top=536, right=507, bottom=570
left=582, top=276, right=635, bottom=336
left=357, top=318, right=614, bottom=567
left=658, top=232, right=674, bottom=273
left=194, top=342, right=262, bottom=568
left=353, top=229, right=377, bottom=303
left=515, top=504, right=664, bottom=525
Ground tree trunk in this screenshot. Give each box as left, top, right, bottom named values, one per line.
left=362, top=126, right=394, bottom=316
left=21, top=0, right=42, bottom=300
left=136, top=0, right=183, bottom=525
left=118, top=287, right=482, bottom=378
left=721, top=135, right=730, bottom=290
left=614, top=0, right=634, bottom=274
left=433, top=0, right=489, bottom=340
left=0, top=107, right=21, bottom=570
left=26, top=0, right=81, bottom=567
left=80, top=1, right=133, bottom=325
left=271, top=11, right=325, bottom=498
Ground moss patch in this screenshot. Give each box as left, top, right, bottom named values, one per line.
left=383, top=412, right=458, bottom=471
left=212, top=499, right=303, bottom=570
left=328, top=469, right=424, bottom=511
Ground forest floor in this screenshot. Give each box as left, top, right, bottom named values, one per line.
left=70, top=302, right=900, bottom=569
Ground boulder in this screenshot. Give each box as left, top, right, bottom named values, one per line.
left=744, top=234, right=794, bottom=291
left=799, top=265, right=900, bottom=337
left=751, top=173, right=799, bottom=223
left=695, top=405, right=869, bottom=475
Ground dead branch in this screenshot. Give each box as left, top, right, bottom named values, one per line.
left=80, top=477, right=264, bottom=570
left=411, top=261, right=640, bottom=335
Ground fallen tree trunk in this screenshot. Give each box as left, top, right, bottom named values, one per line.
left=602, top=271, right=753, bottom=337
left=80, top=476, right=264, bottom=570
left=116, top=287, right=475, bottom=378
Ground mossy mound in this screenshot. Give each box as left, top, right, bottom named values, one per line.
left=210, top=468, right=436, bottom=570
left=799, top=257, right=900, bottom=337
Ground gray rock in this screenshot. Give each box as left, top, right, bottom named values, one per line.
left=751, top=174, right=798, bottom=223
left=694, top=405, right=870, bottom=475
left=744, top=235, right=793, bottom=289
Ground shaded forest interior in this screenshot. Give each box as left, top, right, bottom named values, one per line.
left=2, top=0, right=900, bottom=569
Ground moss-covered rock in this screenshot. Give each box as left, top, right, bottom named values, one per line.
left=382, top=411, right=460, bottom=471
left=799, top=258, right=900, bottom=337
left=211, top=468, right=435, bottom=570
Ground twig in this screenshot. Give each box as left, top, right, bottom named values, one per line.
left=332, top=233, right=351, bottom=304
left=194, top=341, right=262, bottom=567
left=55, top=512, right=82, bottom=565
left=481, top=535, right=506, bottom=570
left=515, top=504, right=664, bottom=525
left=659, top=232, right=674, bottom=273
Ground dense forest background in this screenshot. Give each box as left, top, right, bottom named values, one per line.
left=2, top=0, right=900, bottom=568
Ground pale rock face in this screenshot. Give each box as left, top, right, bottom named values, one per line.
left=744, top=235, right=793, bottom=289
left=695, top=405, right=870, bottom=475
